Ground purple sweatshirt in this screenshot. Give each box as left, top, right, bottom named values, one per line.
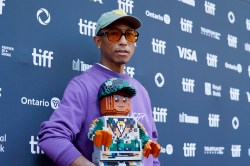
left=38, top=64, right=160, bottom=166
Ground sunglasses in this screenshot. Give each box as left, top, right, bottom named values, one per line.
left=98, top=29, right=139, bottom=43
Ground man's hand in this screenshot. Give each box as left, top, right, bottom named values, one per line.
left=93, top=130, right=112, bottom=147
left=70, top=155, right=95, bottom=166
left=142, top=141, right=161, bottom=158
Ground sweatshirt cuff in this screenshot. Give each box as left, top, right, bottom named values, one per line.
left=39, top=139, right=82, bottom=166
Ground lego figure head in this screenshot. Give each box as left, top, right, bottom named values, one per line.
left=98, top=78, right=136, bottom=116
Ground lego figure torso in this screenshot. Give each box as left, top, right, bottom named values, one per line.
left=89, top=116, right=145, bottom=166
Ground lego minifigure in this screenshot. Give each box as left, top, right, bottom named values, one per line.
left=88, top=78, right=160, bottom=166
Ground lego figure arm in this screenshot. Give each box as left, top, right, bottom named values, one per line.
left=88, top=118, right=112, bottom=147
left=137, top=122, right=161, bottom=158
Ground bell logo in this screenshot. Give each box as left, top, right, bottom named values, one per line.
left=37, top=8, right=51, bottom=25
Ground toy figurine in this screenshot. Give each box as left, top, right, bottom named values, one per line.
left=88, top=78, right=160, bottom=166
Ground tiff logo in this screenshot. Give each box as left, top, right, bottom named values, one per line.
left=72, top=59, right=92, bottom=72
left=118, top=0, right=134, bottom=14
left=208, top=114, right=220, bottom=127
left=230, top=87, right=240, bottom=101
left=246, top=92, right=250, bottom=102
left=231, top=145, right=241, bottom=157
left=0, top=0, right=5, bottom=15
left=204, top=1, right=215, bottom=15
left=32, top=48, right=53, bottom=68
left=153, top=107, right=167, bottom=123
left=124, top=66, right=135, bottom=78
left=182, top=78, right=195, bottom=93
left=177, top=46, right=197, bottom=62
left=248, top=66, right=250, bottom=77
left=180, top=18, right=193, bottom=33
left=30, top=136, right=44, bottom=154
left=79, top=19, right=96, bottom=37
left=244, top=42, right=250, bottom=52
left=246, top=19, right=250, bottom=31
left=227, top=34, right=237, bottom=48
left=206, top=53, right=218, bottom=68
left=152, top=38, right=166, bottom=55
left=183, top=143, right=196, bottom=157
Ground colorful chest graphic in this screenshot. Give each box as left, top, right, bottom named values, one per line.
left=91, top=116, right=143, bottom=162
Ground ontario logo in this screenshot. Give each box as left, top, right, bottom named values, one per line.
left=21, top=96, right=60, bottom=110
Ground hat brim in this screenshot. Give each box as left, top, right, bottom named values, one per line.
left=102, top=15, right=141, bottom=30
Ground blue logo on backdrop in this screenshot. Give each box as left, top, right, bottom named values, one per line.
left=36, top=8, right=51, bottom=25
left=21, top=97, right=60, bottom=110
left=155, top=73, right=165, bottom=87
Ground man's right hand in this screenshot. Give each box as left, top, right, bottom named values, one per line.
left=70, top=155, right=96, bottom=166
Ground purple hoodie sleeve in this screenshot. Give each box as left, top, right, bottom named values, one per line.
left=152, top=120, right=160, bottom=166
left=38, top=78, right=87, bottom=166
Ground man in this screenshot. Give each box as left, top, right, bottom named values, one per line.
left=38, top=9, right=160, bottom=166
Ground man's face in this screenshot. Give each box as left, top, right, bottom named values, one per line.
left=95, top=21, right=136, bottom=70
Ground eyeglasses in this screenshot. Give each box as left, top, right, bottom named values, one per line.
left=97, top=29, right=139, bottom=43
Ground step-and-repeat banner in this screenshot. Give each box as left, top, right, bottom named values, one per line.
left=1, top=0, right=250, bottom=165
